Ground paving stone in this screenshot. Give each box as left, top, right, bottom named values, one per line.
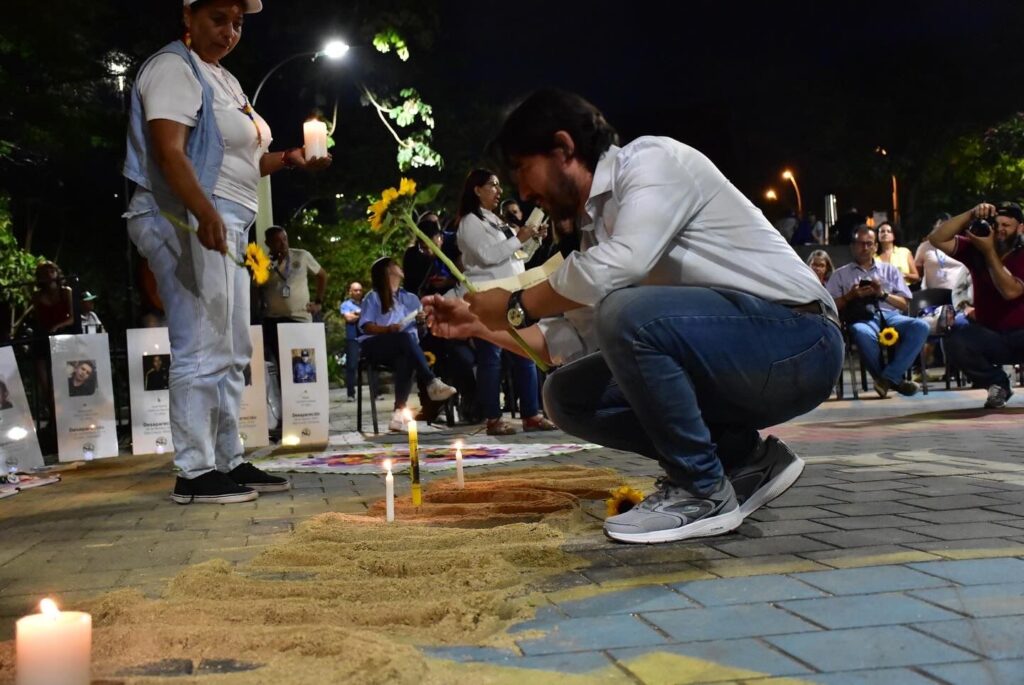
left=822, top=480, right=912, bottom=493
left=778, top=591, right=960, bottom=629
left=516, top=614, right=667, bottom=655
left=899, top=508, right=1018, bottom=524
left=908, top=558, right=1024, bottom=585
left=898, top=494, right=1012, bottom=510
left=803, top=528, right=938, bottom=549
left=764, top=625, right=975, bottom=671
left=902, top=537, right=1024, bottom=559
left=798, top=545, right=942, bottom=569
left=581, top=562, right=711, bottom=586
left=735, top=519, right=839, bottom=538
left=641, top=604, right=818, bottom=642
left=708, top=535, right=835, bottom=557
left=920, top=658, right=1024, bottom=685
left=817, top=501, right=927, bottom=517
left=698, top=554, right=829, bottom=578
left=511, top=652, right=619, bottom=675
left=554, top=585, right=695, bottom=617
left=901, top=521, right=1024, bottom=541
left=819, top=514, right=928, bottom=531
left=763, top=491, right=844, bottom=508
left=911, top=582, right=1024, bottom=618
left=601, top=544, right=728, bottom=565
left=793, top=565, right=951, bottom=595
left=612, top=639, right=812, bottom=681
left=671, top=575, right=825, bottom=606
left=746, top=506, right=841, bottom=522
left=773, top=667, right=950, bottom=685
left=915, top=616, right=1024, bottom=659
left=820, top=488, right=912, bottom=503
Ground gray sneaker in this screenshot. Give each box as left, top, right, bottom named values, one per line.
left=603, top=478, right=742, bottom=544
left=984, top=385, right=1013, bottom=409
left=728, top=436, right=805, bottom=518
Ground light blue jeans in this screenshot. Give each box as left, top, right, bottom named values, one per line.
left=543, top=287, right=844, bottom=494
left=849, top=311, right=930, bottom=384
left=128, top=193, right=254, bottom=479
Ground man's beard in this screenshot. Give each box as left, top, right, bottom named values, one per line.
left=545, top=170, right=581, bottom=222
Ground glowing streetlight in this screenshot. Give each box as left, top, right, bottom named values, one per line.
left=781, top=169, right=803, bottom=218
left=765, top=189, right=778, bottom=202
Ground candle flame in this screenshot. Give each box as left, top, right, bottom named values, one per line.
left=383, top=459, right=392, bottom=472
left=282, top=435, right=301, bottom=446
left=40, top=598, right=60, bottom=617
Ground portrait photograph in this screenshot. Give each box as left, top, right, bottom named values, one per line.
left=143, top=354, right=171, bottom=392
left=291, top=348, right=316, bottom=384
left=67, top=360, right=98, bottom=397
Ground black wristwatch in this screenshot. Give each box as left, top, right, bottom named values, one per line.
left=506, top=290, right=537, bottom=329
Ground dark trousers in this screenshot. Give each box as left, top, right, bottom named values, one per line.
left=361, top=332, right=435, bottom=409
left=945, top=323, right=1024, bottom=391
left=344, top=337, right=360, bottom=397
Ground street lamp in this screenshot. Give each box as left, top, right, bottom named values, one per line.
left=253, top=38, right=349, bottom=244
left=781, top=169, right=803, bottom=218
left=764, top=189, right=778, bottom=202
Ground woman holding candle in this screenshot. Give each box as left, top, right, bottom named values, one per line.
left=359, top=257, right=457, bottom=433
left=123, top=0, right=331, bottom=504
left=456, top=169, right=555, bottom=435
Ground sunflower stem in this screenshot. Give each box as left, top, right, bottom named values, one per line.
left=402, top=216, right=550, bottom=373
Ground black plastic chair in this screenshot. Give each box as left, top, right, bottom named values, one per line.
left=356, top=354, right=455, bottom=435
left=909, top=288, right=956, bottom=393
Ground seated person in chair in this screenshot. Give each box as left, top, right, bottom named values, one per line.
left=826, top=225, right=929, bottom=398
left=358, top=257, right=456, bottom=432
left=929, top=202, right=1024, bottom=408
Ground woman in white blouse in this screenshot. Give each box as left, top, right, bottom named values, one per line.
left=456, top=169, right=555, bottom=435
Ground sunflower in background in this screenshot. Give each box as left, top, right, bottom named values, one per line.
left=424, top=350, right=437, bottom=367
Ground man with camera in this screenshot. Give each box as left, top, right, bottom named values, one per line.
left=928, top=202, right=1024, bottom=408
left=826, top=225, right=929, bottom=398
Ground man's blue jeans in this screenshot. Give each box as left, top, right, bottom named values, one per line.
left=945, top=322, right=1024, bottom=391
left=849, top=311, right=929, bottom=384
left=543, top=287, right=844, bottom=494
left=474, top=339, right=540, bottom=420
left=345, top=337, right=360, bottom=397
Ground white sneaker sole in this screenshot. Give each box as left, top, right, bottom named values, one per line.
left=604, top=507, right=744, bottom=544
left=739, top=456, right=805, bottom=518
left=170, top=490, right=258, bottom=505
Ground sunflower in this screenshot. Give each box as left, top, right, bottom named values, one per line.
left=424, top=350, right=437, bottom=367
left=367, top=185, right=404, bottom=232
left=398, top=177, right=417, bottom=197
left=243, top=242, right=271, bottom=285
left=605, top=485, right=645, bottom=517
left=878, top=326, right=899, bottom=347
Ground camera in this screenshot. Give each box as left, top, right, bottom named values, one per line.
left=969, top=218, right=992, bottom=237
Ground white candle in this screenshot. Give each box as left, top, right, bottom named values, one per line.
left=455, top=440, right=464, bottom=489
left=303, top=120, right=328, bottom=160
left=384, top=459, right=395, bottom=522
left=16, top=598, right=92, bottom=685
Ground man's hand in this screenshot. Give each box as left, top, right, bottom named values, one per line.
left=422, top=294, right=485, bottom=339
left=306, top=302, right=322, bottom=315
left=972, top=202, right=997, bottom=220
left=966, top=226, right=997, bottom=255
left=868, top=279, right=885, bottom=299
left=848, top=283, right=875, bottom=300
left=964, top=305, right=976, bottom=321
left=195, top=210, right=228, bottom=254
left=466, top=288, right=512, bottom=331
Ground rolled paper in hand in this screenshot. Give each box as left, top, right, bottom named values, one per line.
left=525, top=207, right=546, bottom=228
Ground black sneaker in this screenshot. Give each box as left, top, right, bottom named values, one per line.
left=226, top=462, right=290, bottom=493
left=171, top=470, right=258, bottom=505
left=984, top=385, right=1013, bottom=409
left=729, top=436, right=805, bottom=518
left=603, top=477, right=742, bottom=544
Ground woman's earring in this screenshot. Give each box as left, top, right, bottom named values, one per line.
left=183, top=30, right=191, bottom=48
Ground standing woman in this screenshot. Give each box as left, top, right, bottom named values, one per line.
left=123, top=0, right=330, bottom=504
left=876, top=222, right=920, bottom=287
left=457, top=169, right=555, bottom=435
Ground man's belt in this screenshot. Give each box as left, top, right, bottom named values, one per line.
left=791, top=301, right=841, bottom=329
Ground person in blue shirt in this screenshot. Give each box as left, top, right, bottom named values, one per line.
left=359, top=257, right=455, bottom=432
left=339, top=282, right=364, bottom=401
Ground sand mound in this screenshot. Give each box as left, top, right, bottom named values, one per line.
left=0, top=466, right=631, bottom=684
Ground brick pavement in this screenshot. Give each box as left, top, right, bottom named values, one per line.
left=1, top=386, right=1023, bottom=683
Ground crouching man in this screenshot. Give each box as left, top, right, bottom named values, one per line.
left=424, top=89, right=843, bottom=544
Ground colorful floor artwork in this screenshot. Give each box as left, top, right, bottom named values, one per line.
left=252, top=443, right=600, bottom=474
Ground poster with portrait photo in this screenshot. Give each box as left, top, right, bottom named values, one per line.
left=0, top=346, right=45, bottom=472
left=237, top=325, right=269, bottom=449
left=278, top=322, right=329, bottom=447
left=49, top=333, right=118, bottom=462
left=127, top=327, right=174, bottom=456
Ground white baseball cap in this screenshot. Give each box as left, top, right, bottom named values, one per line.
left=184, top=0, right=263, bottom=14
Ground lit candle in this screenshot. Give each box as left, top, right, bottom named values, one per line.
left=404, top=409, right=421, bottom=506
left=303, top=120, right=328, bottom=160
left=16, top=598, right=92, bottom=685
left=455, top=440, right=464, bottom=489
left=384, top=459, right=395, bottom=522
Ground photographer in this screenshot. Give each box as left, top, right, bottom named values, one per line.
left=928, top=202, right=1024, bottom=408
left=826, top=225, right=929, bottom=398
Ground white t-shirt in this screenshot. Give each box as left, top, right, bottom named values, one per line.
left=914, top=240, right=968, bottom=291
left=137, top=51, right=272, bottom=211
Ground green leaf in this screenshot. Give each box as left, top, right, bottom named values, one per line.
left=414, top=184, right=442, bottom=206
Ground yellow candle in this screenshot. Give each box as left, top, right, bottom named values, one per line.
left=455, top=440, right=464, bottom=489
left=16, top=598, right=91, bottom=685
left=404, top=409, right=421, bottom=506
left=303, top=120, right=328, bottom=160
left=384, top=459, right=395, bottom=522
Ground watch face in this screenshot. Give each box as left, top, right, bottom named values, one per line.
left=507, top=306, right=524, bottom=327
